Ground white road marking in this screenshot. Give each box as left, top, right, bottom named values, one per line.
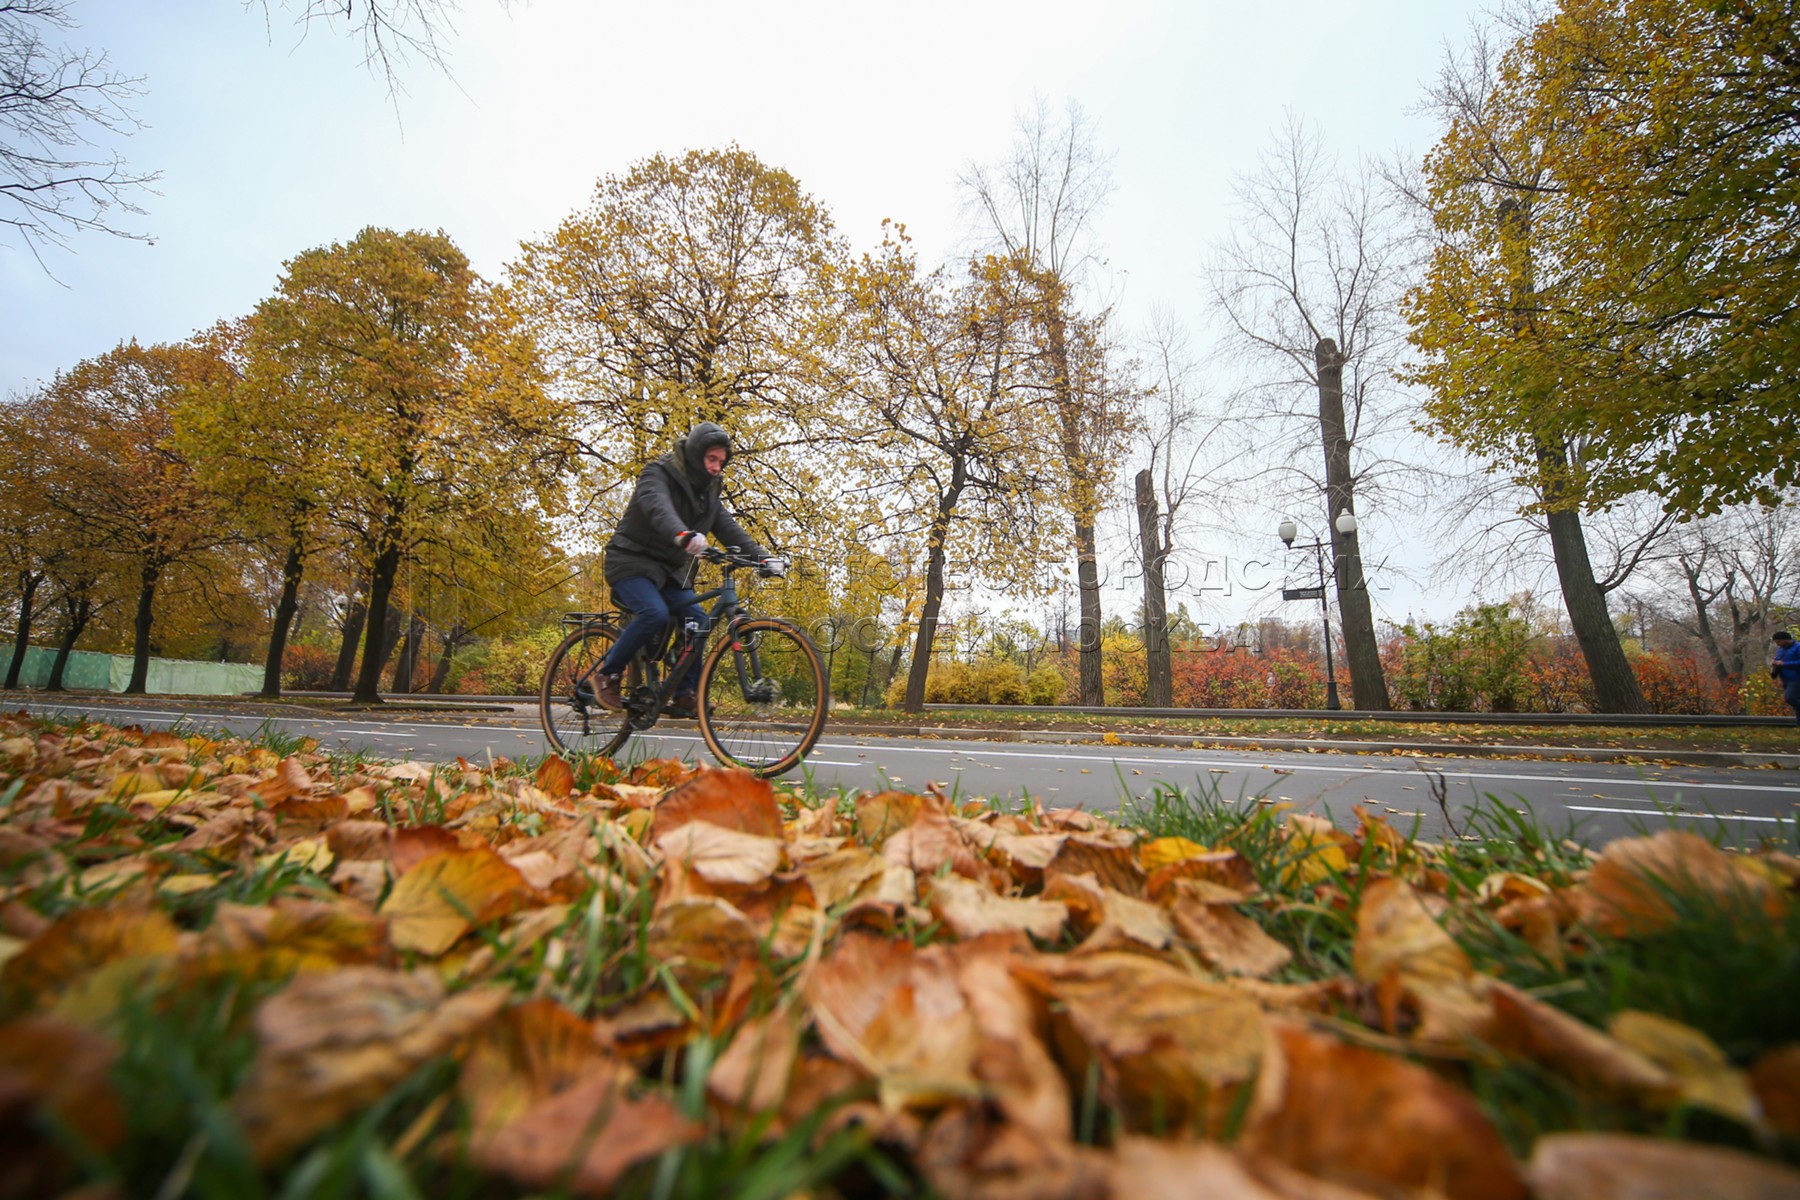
left=1566, top=804, right=1789, bottom=824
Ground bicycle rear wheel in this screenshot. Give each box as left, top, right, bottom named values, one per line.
left=696, top=617, right=827, bottom=776
left=540, top=622, right=635, bottom=759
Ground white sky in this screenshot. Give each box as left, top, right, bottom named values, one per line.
left=3, top=0, right=1495, bottom=631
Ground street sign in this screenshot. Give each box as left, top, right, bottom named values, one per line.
left=1282, top=586, right=1325, bottom=601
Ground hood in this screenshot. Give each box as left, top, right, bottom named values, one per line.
left=676, top=422, right=733, bottom=480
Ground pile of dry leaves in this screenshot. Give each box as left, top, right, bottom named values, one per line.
left=1, top=713, right=1797, bottom=1198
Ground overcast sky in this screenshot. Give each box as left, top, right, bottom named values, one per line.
left=3, top=0, right=1495, bottom=627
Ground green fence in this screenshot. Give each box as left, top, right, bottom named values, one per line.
left=0, top=645, right=262, bottom=695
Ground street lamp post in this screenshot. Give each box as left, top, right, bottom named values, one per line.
left=1278, top=513, right=1359, bottom=712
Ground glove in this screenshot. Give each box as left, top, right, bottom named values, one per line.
left=676, top=531, right=707, bottom=557
left=759, top=557, right=788, bottom=578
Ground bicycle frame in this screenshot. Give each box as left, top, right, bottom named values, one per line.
left=576, top=556, right=757, bottom=727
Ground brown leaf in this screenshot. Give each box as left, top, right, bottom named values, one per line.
left=326, top=819, right=394, bottom=861
left=708, top=1004, right=805, bottom=1113
left=458, top=998, right=612, bottom=1135
left=929, top=875, right=1068, bottom=941
left=1487, top=981, right=1675, bottom=1100
left=655, top=820, right=782, bottom=886
left=650, top=768, right=783, bottom=841
left=380, top=846, right=536, bottom=957
left=0, top=907, right=179, bottom=1018
left=883, top=805, right=988, bottom=882
left=535, top=755, right=575, bottom=800
left=644, top=897, right=763, bottom=984
left=1241, top=1023, right=1526, bottom=1200
left=0, top=1015, right=124, bottom=1196
left=918, top=1103, right=1112, bottom=1200
left=1750, top=1044, right=1800, bottom=1138
left=468, top=1063, right=698, bottom=1195
left=956, top=947, right=1070, bottom=1140
left=798, top=844, right=887, bottom=908
left=191, top=896, right=385, bottom=978
left=1578, top=831, right=1788, bottom=937
left=1111, top=1137, right=1377, bottom=1200
left=1016, top=951, right=1266, bottom=1134
left=1525, top=1132, right=1800, bottom=1200
left=855, top=789, right=933, bottom=842
left=1044, top=833, right=1147, bottom=897
left=804, top=930, right=981, bottom=1108
left=233, top=967, right=507, bottom=1163
left=389, top=825, right=465, bottom=873
left=252, top=756, right=317, bottom=806
left=1352, top=877, right=1470, bottom=986
left=1167, top=886, right=1292, bottom=978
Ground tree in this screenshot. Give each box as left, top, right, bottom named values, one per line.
left=0, top=393, right=51, bottom=687
left=1406, top=22, right=1655, bottom=712
left=0, top=0, right=153, bottom=260
left=1132, top=314, right=1229, bottom=708
left=33, top=341, right=238, bottom=693
left=175, top=319, right=334, bottom=696
left=961, top=99, right=1131, bottom=706
left=1211, top=119, right=1407, bottom=710
left=510, top=146, right=847, bottom=556
left=845, top=236, right=1061, bottom=714
left=258, top=226, right=572, bottom=704
left=1437, top=0, right=1800, bottom=515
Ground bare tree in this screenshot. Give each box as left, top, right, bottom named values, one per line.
left=0, top=0, right=155, bottom=261
left=961, top=97, right=1128, bottom=706
left=251, top=1, right=506, bottom=99
left=1133, top=312, right=1229, bottom=706
left=1210, top=116, right=1412, bottom=710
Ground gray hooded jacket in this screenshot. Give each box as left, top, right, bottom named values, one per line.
left=602, top=422, right=767, bottom=588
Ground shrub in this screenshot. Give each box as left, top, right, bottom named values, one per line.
left=450, top=626, right=565, bottom=695
left=1026, top=663, right=1068, bottom=705
left=281, top=644, right=337, bottom=691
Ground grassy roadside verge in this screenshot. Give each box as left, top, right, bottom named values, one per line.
left=3, top=711, right=1798, bottom=1197
left=831, top=706, right=1800, bottom=757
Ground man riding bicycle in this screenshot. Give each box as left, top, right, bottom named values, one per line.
left=591, top=421, right=781, bottom=718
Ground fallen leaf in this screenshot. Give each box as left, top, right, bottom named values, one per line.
left=0, top=907, right=179, bottom=1018
left=468, top=1062, right=699, bottom=1195
left=1578, top=831, right=1787, bottom=937
left=1750, top=1044, right=1800, bottom=1138
left=655, top=819, right=783, bottom=886
left=535, top=755, right=575, bottom=799
left=1525, top=1132, right=1800, bottom=1200
left=929, top=874, right=1068, bottom=941
left=1487, top=982, right=1675, bottom=1100
left=1242, top=1022, right=1527, bottom=1200
left=1167, top=886, right=1291, bottom=978
left=459, top=998, right=613, bottom=1134
left=1017, top=951, right=1266, bottom=1135
left=650, top=768, right=784, bottom=841
left=798, top=844, right=887, bottom=909
left=380, top=846, right=535, bottom=957
left=0, top=1014, right=125, bottom=1197
left=644, top=897, right=763, bottom=984
left=233, top=967, right=507, bottom=1163
left=1608, top=1010, right=1761, bottom=1126
left=918, top=1102, right=1112, bottom=1200
left=709, top=1003, right=805, bottom=1113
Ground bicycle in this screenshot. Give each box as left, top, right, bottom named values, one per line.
left=538, top=548, right=828, bottom=776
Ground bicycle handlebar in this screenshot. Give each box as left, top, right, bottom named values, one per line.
left=701, top=547, right=787, bottom=576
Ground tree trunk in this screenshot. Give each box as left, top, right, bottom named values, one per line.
left=125, top=562, right=160, bottom=694
left=1135, top=469, right=1172, bottom=707
left=5, top=570, right=40, bottom=689
left=331, top=597, right=366, bottom=691
left=903, top=488, right=961, bottom=714
left=47, top=593, right=92, bottom=692
left=1540, top=442, right=1648, bottom=712
left=428, top=622, right=467, bottom=694
left=1316, top=338, right=1390, bottom=711
left=1679, top=556, right=1734, bottom=685
left=392, top=611, right=425, bottom=694
left=261, top=536, right=307, bottom=698
left=353, top=541, right=404, bottom=704
left=1044, top=305, right=1106, bottom=707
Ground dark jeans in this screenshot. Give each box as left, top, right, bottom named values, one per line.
left=600, top=575, right=706, bottom=693
left=1784, top=677, right=1800, bottom=725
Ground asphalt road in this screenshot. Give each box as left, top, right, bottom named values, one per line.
left=14, top=698, right=1800, bottom=848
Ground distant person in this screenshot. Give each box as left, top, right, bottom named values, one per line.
left=591, top=422, right=777, bottom=717
left=1773, top=630, right=1800, bottom=726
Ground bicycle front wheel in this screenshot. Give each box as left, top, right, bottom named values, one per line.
left=539, top=622, right=634, bottom=759
left=696, top=617, right=827, bottom=776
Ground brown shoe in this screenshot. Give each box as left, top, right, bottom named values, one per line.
left=667, top=690, right=699, bottom=719
left=594, top=672, right=625, bottom=711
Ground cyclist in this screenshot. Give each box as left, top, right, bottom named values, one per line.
left=590, top=422, right=781, bottom=717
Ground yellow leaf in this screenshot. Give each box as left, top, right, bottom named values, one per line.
left=380, top=847, right=533, bottom=957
